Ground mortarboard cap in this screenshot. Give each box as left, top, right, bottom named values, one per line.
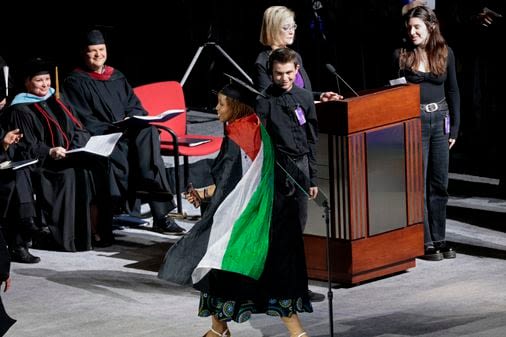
left=83, top=29, right=106, bottom=47
left=219, top=73, right=265, bottom=107
left=22, top=57, right=51, bottom=80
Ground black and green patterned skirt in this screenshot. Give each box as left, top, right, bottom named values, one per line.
left=198, top=292, right=313, bottom=323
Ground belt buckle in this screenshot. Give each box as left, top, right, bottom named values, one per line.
left=424, top=103, right=438, bottom=113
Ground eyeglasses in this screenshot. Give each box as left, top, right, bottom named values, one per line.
left=281, top=24, right=297, bottom=32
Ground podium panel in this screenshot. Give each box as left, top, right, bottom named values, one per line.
left=304, top=84, right=424, bottom=284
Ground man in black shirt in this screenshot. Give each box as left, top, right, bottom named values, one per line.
left=256, top=48, right=324, bottom=306
left=256, top=48, right=319, bottom=206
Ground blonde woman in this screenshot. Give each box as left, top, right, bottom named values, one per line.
left=254, top=5, right=342, bottom=102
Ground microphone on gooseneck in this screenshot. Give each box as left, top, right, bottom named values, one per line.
left=325, top=63, right=360, bottom=97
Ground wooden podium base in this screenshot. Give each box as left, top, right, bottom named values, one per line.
left=304, top=84, right=425, bottom=285
left=304, top=223, right=424, bottom=285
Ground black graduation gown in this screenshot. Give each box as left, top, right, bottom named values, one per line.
left=159, top=119, right=311, bottom=320
left=158, top=135, right=243, bottom=285
left=6, top=95, right=102, bottom=251
left=63, top=67, right=173, bottom=212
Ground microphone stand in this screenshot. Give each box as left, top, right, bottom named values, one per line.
left=322, top=197, right=334, bottom=337
left=180, top=42, right=253, bottom=87
left=332, top=72, right=360, bottom=97
left=312, top=188, right=335, bottom=336
left=277, top=162, right=335, bottom=336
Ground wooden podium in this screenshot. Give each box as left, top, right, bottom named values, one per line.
left=304, top=84, right=424, bottom=285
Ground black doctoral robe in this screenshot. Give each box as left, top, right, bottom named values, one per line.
left=6, top=94, right=110, bottom=251
left=63, top=67, right=174, bottom=215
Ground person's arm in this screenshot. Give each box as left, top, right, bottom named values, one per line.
left=253, top=52, right=273, bottom=92
left=445, top=47, right=461, bottom=147
left=185, top=184, right=216, bottom=208
left=2, top=129, right=22, bottom=151
left=255, top=95, right=270, bottom=127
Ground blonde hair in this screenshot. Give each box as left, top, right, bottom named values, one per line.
left=259, top=6, right=295, bottom=47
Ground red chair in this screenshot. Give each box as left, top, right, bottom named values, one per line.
left=133, top=81, right=223, bottom=214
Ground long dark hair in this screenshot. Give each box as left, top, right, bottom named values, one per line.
left=399, top=6, right=448, bottom=75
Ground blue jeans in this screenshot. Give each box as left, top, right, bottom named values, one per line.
left=421, top=102, right=449, bottom=247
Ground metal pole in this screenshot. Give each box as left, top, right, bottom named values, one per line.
left=181, top=45, right=206, bottom=86
left=213, top=43, right=253, bottom=85
left=323, top=199, right=334, bottom=336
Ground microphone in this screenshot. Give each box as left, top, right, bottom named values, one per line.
left=325, top=64, right=359, bottom=97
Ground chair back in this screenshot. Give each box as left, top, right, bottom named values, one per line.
left=134, top=81, right=187, bottom=138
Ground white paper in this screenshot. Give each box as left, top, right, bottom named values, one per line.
left=0, top=158, right=39, bottom=170
left=176, top=137, right=211, bottom=147
left=119, top=109, right=184, bottom=123
left=66, top=132, right=122, bottom=157
left=389, top=77, right=407, bottom=86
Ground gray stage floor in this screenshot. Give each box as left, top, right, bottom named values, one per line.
left=4, top=110, right=506, bottom=337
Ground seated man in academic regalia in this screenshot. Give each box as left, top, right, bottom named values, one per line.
left=63, top=30, right=185, bottom=235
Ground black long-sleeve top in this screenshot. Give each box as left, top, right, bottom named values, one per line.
left=256, top=84, right=318, bottom=186
left=392, top=47, right=461, bottom=139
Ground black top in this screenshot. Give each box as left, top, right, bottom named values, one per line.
left=392, top=47, right=461, bottom=138
left=256, top=84, right=318, bottom=186
left=254, top=49, right=322, bottom=101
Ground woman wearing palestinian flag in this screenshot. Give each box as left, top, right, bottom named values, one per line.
left=158, top=74, right=313, bottom=337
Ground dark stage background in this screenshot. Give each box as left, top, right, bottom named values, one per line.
left=1, top=0, right=504, bottom=178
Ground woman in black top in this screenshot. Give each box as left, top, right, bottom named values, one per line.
left=254, top=6, right=341, bottom=102
left=393, top=5, right=460, bottom=261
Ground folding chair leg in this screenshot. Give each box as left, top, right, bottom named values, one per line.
left=173, top=153, right=183, bottom=215
left=183, top=156, right=190, bottom=188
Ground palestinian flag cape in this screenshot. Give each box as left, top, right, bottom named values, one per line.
left=158, top=113, right=274, bottom=285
